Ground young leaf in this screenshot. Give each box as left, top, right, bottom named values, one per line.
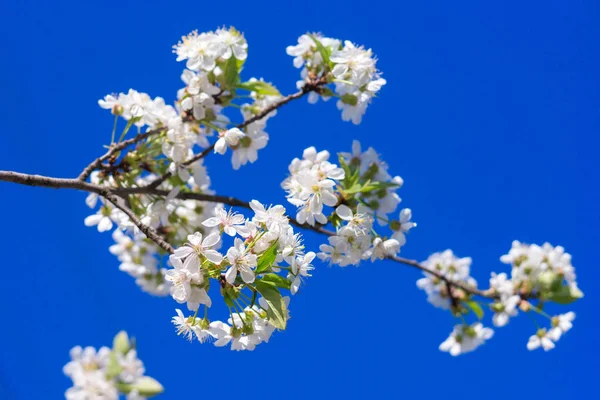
left=260, top=273, right=292, bottom=290
left=548, top=285, right=584, bottom=305
left=255, top=240, right=279, bottom=274
left=223, top=56, right=240, bottom=89
left=337, top=154, right=352, bottom=187
left=463, top=300, right=484, bottom=320
left=343, top=182, right=364, bottom=195
left=237, top=81, right=281, bottom=96
left=255, top=280, right=288, bottom=330
left=308, top=34, right=332, bottom=67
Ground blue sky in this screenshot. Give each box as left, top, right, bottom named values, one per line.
left=1, top=0, right=598, bottom=398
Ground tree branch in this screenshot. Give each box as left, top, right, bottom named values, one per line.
left=0, top=170, right=174, bottom=253
left=0, top=169, right=494, bottom=299
left=103, top=192, right=175, bottom=253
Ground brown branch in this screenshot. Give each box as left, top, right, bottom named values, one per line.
left=0, top=169, right=495, bottom=299
left=102, top=192, right=174, bottom=253
left=0, top=170, right=173, bottom=253
left=78, top=126, right=167, bottom=181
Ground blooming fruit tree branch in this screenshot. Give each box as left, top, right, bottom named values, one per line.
left=0, top=26, right=584, bottom=398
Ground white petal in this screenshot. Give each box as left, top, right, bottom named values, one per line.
left=225, top=267, right=237, bottom=284
left=335, top=204, right=353, bottom=221
left=240, top=268, right=255, bottom=284
left=98, top=217, right=113, bottom=232
left=203, top=232, right=221, bottom=247
left=202, top=217, right=221, bottom=227
left=204, top=250, right=223, bottom=264
left=84, top=214, right=102, bottom=226
left=183, top=254, right=201, bottom=275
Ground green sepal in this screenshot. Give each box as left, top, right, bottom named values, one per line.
left=105, top=352, right=123, bottom=380
left=112, top=331, right=130, bottom=355
left=116, top=376, right=164, bottom=397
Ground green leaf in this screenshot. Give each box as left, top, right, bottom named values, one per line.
left=223, top=56, right=240, bottom=89
left=308, top=34, right=332, bottom=67
left=337, top=153, right=361, bottom=191
left=548, top=285, right=584, bottom=305
left=112, top=331, right=130, bottom=355
left=343, top=183, right=364, bottom=195
left=260, top=273, right=291, bottom=290
left=254, top=280, right=288, bottom=330
left=463, top=300, right=484, bottom=320
left=237, top=81, right=281, bottom=96
left=116, top=376, right=164, bottom=397
left=337, top=154, right=352, bottom=184
left=255, top=240, right=279, bottom=274
left=537, top=271, right=563, bottom=293
left=105, top=352, right=123, bottom=380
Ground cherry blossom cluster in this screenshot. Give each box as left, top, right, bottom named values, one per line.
left=417, top=250, right=477, bottom=310
left=75, top=24, right=586, bottom=363
left=172, top=28, right=275, bottom=170
left=0, top=20, right=589, bottom=400
left=64, top=331, right=163, bottom=399
left=167, top=200, right=314, bottom=351
left=98, top=27, right=279, bottom=176
left=282, top=140, right=416, bottom=266
left=498, top=241, right=581, bottom=352
left=287, top=34, right=386, bottom=124
left=439, top=323, right=494, bottom=356
left=416, top=242, right=582, bottom=356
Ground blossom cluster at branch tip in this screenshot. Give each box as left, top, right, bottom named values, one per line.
left=167, top=200, right=314, bottom=351
left=64, top=331, right=162, bottom=399
left=418, top=241, right=582, bottom=356
left=98, top=26, right=279, bottom=175
left=287, top=33, right=386, bottom=124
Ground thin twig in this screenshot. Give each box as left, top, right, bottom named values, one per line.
left=78, top=126, right=167, bottom=181
left=146, top=82, right=322, bottom=189
left=103, top=193, right=174, bottom=253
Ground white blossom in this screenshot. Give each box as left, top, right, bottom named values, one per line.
left=225, top=238, right=258, bottom=284
left=417, top=250, right=477, bottom=309
left=289, top=251, right=315, bottom=294
left=548, top=312, right=575, bottom=341
left=439, top=323, right=494, bottom=356
left=202, top=207, right=250, bottom=237
left=214, top=127, right=245, bottom=155
left=527, top=329, right=556, bottom=351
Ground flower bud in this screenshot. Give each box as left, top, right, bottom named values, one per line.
left=519, top=300, right=531, bottom=312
